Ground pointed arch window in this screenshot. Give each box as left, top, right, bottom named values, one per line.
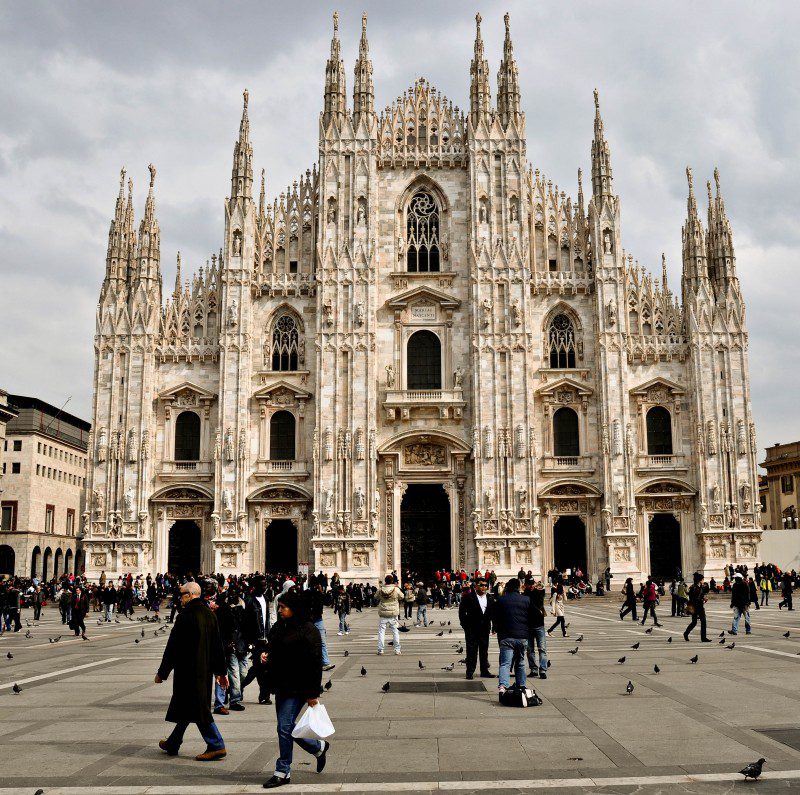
left=646, top=406, right=673, bottom=455
left=548, top=313, right=576, bottom=368
left=271, top=314, right=299, bottom=371
left=406, top=190, right=440, bottom=273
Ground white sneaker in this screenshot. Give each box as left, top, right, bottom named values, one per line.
left=395, top=649, right=402, bottom=655
left=346, top=631, right=350, bottom=635
left=337, top=631, right=344, bottom=636
left=377, top=650, right=383, bottom=655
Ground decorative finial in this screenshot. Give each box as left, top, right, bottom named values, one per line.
left=713, top=166, right=721, bottom=195
left=128, top=176, right=133, bottom=196
left=243, top=88, right=249, bottom=109
left=148, top=163, right=156, bottom=188
left=362, top=11, right=367, bottom=30
left=119, top=168, right=126, bottom=189
left=504, top=12, right=510, bottom=33
left=333, top=10, right=339, bottom=33
left=707, top=180, right=713, bottom=204
left=593, top=88, right=599, bottom=110
left=577, top=167, right=583, bottom=187
left=476, top=12, right=482, bottom=27
left=686, top=166, right=693, bottom=190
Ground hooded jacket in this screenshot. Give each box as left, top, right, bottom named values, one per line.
left=376, top=583, right=404, bottom=618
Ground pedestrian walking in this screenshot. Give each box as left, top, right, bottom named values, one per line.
left=619, top=577, right=638, bottom=621
left=414, top=582, right=429, bottom=627
left=308, top=582, right=335, bottom=672
left=458, top=577, right=494, bottom=680
left=242, top=575, right=273, bottom=705
left=334, top=585, right=350, bottom=635
left=759, top=574, right=771, bottom=607
left=683, top=572, right=710, bottom=642
left=640, top=577, right=663, bottom=627
left=402, top=582, right=415, bottom=620
left=748, top=575, right=760, bottom=610
left=376, top=576, right=404, bottom=655
left=494, top=578, right=535, bottom=697
left=547, top=580, right=568, bottom=637
left=70, top=584, right=89, bottom=639
left=778, top=573, right=794, bottom=611
left=31, top=585, right=44, bottom=622
left=261, top=591, right=330, bottom=788
left=155, top=581, right=228, bottom=761
left=729, top=572, right=751, bottom=635
left=215, top=586, right=250, bottom=712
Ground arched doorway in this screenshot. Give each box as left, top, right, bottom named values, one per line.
left=65, top=548, right=74, bottom=575
left=0, top=545, right=14, bottom=575
left=265, top=520, right=298, bottom=573
left=75, top=549, right=85, bottom=574
left=168, top=520, right=202, bottom=576
left=54, top=548, right=63, bottom=578
left=400, top=483, right=450, bottom=581
left=42, top=547, right=53, bottom=581
left=30, top=546, right=41, bottom=579
left=553, top=516, right=587, bottom=577
left=648, top=513, right=681, bottom=579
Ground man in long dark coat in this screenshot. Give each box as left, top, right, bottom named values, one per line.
left=155, top=581, right=229, bottom=760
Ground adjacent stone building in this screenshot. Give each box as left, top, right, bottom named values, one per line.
left=83, top=13, right=761, bottom=582
left=1, top=395, right=90, bottom=577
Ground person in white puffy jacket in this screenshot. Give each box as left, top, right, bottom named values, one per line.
left=376, top=576, right=404, bottom=655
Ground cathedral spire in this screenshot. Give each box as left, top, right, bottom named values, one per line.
left=590, top=89, right=614, bottom=202
left=230, top=89, right=253, bottom=201
left=174, top=251, right=182, bottom=298
left=496, top=12, right=521, bottom=127
left=104, top=168, right=129, bottom=289
left=707, top=166, right=738, bottom=291
left=353, top=11, right=374, bottom=124
left=469, top=13, right=492, bottom=125
left=323, top=11, right=347, bottom=127
left=661, top=252, right=668, bottom=292
left=681, top=166, right=708, bottom=295
left=258, top=168, right=266, bottom=222
left=135, top=163, right=161, bottom=286
left=577, top=168, right=585, bottom=218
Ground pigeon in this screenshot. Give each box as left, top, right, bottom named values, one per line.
left=667, top=637, right=673, bottom=643
left=440, top=621, right=446, bottom=627
left=576, top=634, right=584, bottom=642
left=631, top=642, right=640, bottom=650
left=719, top=638, right=726, bottom=645
left=726, top=642, right=736, bottom=650
left=448, top=629, right=453, bottom=634
left=784, top=631, right=791, bottom=638
left=456, top=645, right=464, bottom=655
left=360, top=666, right=367, bottom=676
left=26, top=620, right=31, bottom=628
left=25, top=631, right=31, bottom=639
left=135, top=639, right=140, bottom=644
left=547, top=660, right=551, bottom=669
left=97, top=620, right=102, bottom=625
left=398, top=624, right=410, bottom=633
left=653, top=664, right=660, bottom=674
left=719, top=631, right=725, bottom=638
left=436, top=631, right=444, bottom=637
left=381, top=681, right=390, bottom=693
left=645, top=627, right=653, bottom=634
left=441, top=663, right=454, bottom=671
left=626, top=681, right=634, bottom=694
left=690, top=655, right=698, bottom=664
left=6, top=652, right=12, bottom=659
left=54, top=636, right=61, bottom=642
left=568, top=647, right=579, bottom=655
left=344, top=650, right=350, bottom=657
left=48, top=638, right=54, bottom=644
left=418, top=660, right=425, bottom=669
left=447, top=621, right=451, bottom=626
left=34, top=790, right=44, bottom=795
left=141, top=629, right=145, bottom=638
left=324, top=679, right=332, bottom=691
left=738, top=758, right=766, bottom=780
left=12, top=683, right=22, bottom=694
left=618, top=656, right=626, bottom=664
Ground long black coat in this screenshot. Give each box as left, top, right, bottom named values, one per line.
left=266, top=617, right=322, bottom=700
left=458, top=591, right=495, bottom=636
left=156, top=598, right=226, bottom=725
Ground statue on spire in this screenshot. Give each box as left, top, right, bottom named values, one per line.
left=148, top=163, right=156, bottom=188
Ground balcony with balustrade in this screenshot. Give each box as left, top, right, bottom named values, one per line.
left=158, top=460, right=214, bottom=481
left=635, top=453, right=688, bottom=474
left=540, top=454, right=595, bottom=475
left=383, top=388, right=466, bottom=421
left=253, top=459, right=310, bottom=480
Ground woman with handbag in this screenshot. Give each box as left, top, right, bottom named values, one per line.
left=261, top=591, right=331, bottom=789
left=547, top=580, right=568, bottom=637
left=683, top=572, right=711, bottom=642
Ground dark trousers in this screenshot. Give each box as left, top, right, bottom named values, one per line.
left=641, top=601, right=659, bottom=625
left=464, top=629, right=490, bottom=676
left=671, top=595, right=678, bottom=616
left=72, top=614, right=86, bottom=636
left=684, top=610, right=708, bottom=640
left=242, top=655, right=271, bottom=702
left=33, top=604, right=42, bottom=621
left=404, top=602, right=413, bottom=619
left=548, top=616, right=567, bottom=636
left=779, top=593, right=794, bottom=610
left=620, top=602, right=637, bottom=621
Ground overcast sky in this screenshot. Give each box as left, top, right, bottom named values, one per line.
left=1, top=1, right=798, bottom=462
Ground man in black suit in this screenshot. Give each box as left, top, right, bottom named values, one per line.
left=458, top=578, right=494, bottom=680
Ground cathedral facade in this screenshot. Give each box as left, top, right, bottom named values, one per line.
left=82, top=13, right=762, bottom=583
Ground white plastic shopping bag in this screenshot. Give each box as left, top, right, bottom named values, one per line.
left=292, top=703, right=335, bottom=741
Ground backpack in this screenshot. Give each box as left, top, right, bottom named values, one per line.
left=499, top=683, right=542, bottom=708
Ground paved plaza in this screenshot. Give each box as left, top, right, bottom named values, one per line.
left=1, top=595, right=800, bottom=793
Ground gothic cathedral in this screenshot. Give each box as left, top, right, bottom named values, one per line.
left=83, top=13, right=762, bottom=582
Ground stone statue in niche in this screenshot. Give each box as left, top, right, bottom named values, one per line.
left=518, top=488, right=528, bottom=515
left=482, top=298, right=492, bottom=329
left=354, top=301, right=365, bottom=327
left=127, top=428, right=137, bottom=462
left=479, top=199, right=488, bottom=223
left=453, top=367, right=463, bottom=388
left=227, top=299, right=238, bottom=328
left=140, top=430, right=149, bottom=461
left=616, top=483, right=625, bottom=511
left=224, top=428, right=234, bottom=462
left=397, top=235, right=405, bottom=259
left=700, top=503, right=709, bottom=531
left=603, top=229, right=613, bottom=254
left=740, top=481, right=752, bottom=512
left=385, top=364, right=395, bottom=387
left=354, top=487, right=365, bottom=519
left=607, top=298, right=617, bottom=327
left=442, top=234, right=449, bottom=261
left=124, top=489, right=134, bottom=520
left=213, top=431, right=221, bottom=460
left=711, top=483, right=721, bottom=512
left=736, top=419, right=747, bottom=456
left=232, top=231, right=242, bottom=256
left=323, top=302, right=333, bottom=327
left=97, top=427, right=107, bottom=462
left=485, top=488, right=495, bottom=518
left=511, top=299, right=522, bottom=327
left=222, top=489, right=233, bottom=517
left=324, top=489, right=333, bottom=519
left=356, top=200, right=366, bottom=225
left=510, top=200, right=519, bottom=222
left=93, top=489, right=105, bottom=517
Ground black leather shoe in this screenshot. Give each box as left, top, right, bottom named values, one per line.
left=479, top=671, right=494, bottom=678
left=316, top=740, right=330, bottom=773
left=263, top=775, right=290, bottom=788
left=465, top=672, right=474, bottom=680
